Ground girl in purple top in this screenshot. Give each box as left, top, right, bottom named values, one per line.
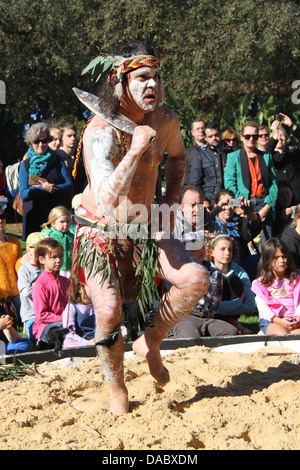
left=62, top=275, right=95, bottom=348
left=252, top=238, right=300, bottom=335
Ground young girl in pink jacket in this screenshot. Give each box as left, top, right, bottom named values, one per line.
left=252, top=238, right=300, bottom=335
left=32, top=238, right=68, bottom=344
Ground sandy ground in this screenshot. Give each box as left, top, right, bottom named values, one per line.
left=0, top=344, right=300, bottom=450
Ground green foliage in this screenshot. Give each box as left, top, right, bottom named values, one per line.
left=81, top=54, right=123, bottom=83
left=239, top=315, right=259, bottom=334
left=0, top=353, right=41, bottom=381
left=0, top=0, right=299, bottom=163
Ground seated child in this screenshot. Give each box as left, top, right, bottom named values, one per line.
left=32, top=238, right=68, bottom=345
left=252, top=238, right=300, bottom=335
left=209, top=233, right=255, bottom=334
left=17, top=232, right=49, bottom=339
left=62, top=275, right=95, bottom=348
left=41, top=206, right=75, bottom=278
left=171, top=238, right=239, bottom=338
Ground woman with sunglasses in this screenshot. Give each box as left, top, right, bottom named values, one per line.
left=224, top=121, right=278, bottom=241
left=222, top=128, right=240, bottom=148
left=19, top=123, right=72, bottom=240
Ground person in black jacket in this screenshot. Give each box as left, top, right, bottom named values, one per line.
left=281, top=203, right=300, bottom=271
left=183, top=119, right=206, bottom=189
left=190, top=121, right=237, bottom=208
left=273, top=181, right=295, bottom=237
left=267, top=113, right=300, bottom=203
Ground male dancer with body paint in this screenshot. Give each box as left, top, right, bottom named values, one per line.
left=73, top=44, right=209, bottom=415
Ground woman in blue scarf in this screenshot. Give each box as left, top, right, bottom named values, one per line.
left=19, top=123, right=72, bottom=240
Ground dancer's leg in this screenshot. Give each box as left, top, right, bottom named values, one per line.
left=86, top=271, right=128, bottom=415
left=133, top=238, right=209, bottom=384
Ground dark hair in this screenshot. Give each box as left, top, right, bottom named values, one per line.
left=204, top=121, right=220, bottom=134
left=277, top=180, right=293, bottom=191
left=214, top=188, right=235, bottom=204
left=257, top=237, right=296, bottom=285
left=59, top=121, right=77, bottom=133
left=114, top=41, right=155, bottom=58
left=276, top=181, right=295, bottom=208
left=67, top=274, right=84, bottom=304
left=34, top=238, right=63, bottom=270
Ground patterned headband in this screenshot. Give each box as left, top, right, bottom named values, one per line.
left=82, top=53, right=160, bottom=84
left=122, top=56, right=160, bottom=74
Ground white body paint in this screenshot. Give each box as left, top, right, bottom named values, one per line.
left=127, top=67, right=159, bottom=112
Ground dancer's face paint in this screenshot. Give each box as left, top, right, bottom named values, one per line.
left=126, top=66, right=159, bottom=112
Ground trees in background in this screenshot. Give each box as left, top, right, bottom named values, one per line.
left=0, top=0, right=299, bottom=163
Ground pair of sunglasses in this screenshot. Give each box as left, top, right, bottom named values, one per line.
left=33, top=138, right=48, bottom=145
left=243, top=134, right=258, bottom=141
left=0, top=214, right=6, bottom=220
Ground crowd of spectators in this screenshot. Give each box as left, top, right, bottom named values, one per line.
left=175, top=112, right=300, bottom=337
left=0, top=121, right=93, bottom=354
left=0, top=112, right=299, bottom=355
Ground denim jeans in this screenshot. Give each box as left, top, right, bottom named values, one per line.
left=40, top=322, right=62, bottom=343
left=259, top=318, right=271, bottom=334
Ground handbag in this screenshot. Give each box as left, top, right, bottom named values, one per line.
left=28, top=174, right=48, bottom=186
left=12, top=191, right=23, bottom=216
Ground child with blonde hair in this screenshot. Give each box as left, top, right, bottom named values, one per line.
left=17, top=232, right=49, bottom=339
left=48, top=127, right=62, bottom=152
left=41, top=206, right=75, bottom=277
left=209, top=233, right=255, bottom=333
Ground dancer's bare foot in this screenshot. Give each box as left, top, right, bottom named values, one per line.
left=132, top=334, right=170, bottom=386
left=109, top=385, right=129, bottom=415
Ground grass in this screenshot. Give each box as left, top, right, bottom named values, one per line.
left=239, top=314, right=260, bottom=334
left=6, top=222, right=26, bottom=253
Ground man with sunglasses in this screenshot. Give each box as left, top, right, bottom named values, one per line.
left=257, top=125, right=269, bottom=152
left=224, top=121, right=278, bottom=240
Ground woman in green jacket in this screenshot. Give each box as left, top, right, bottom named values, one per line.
left=224, top=121, right=278, bottom=240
